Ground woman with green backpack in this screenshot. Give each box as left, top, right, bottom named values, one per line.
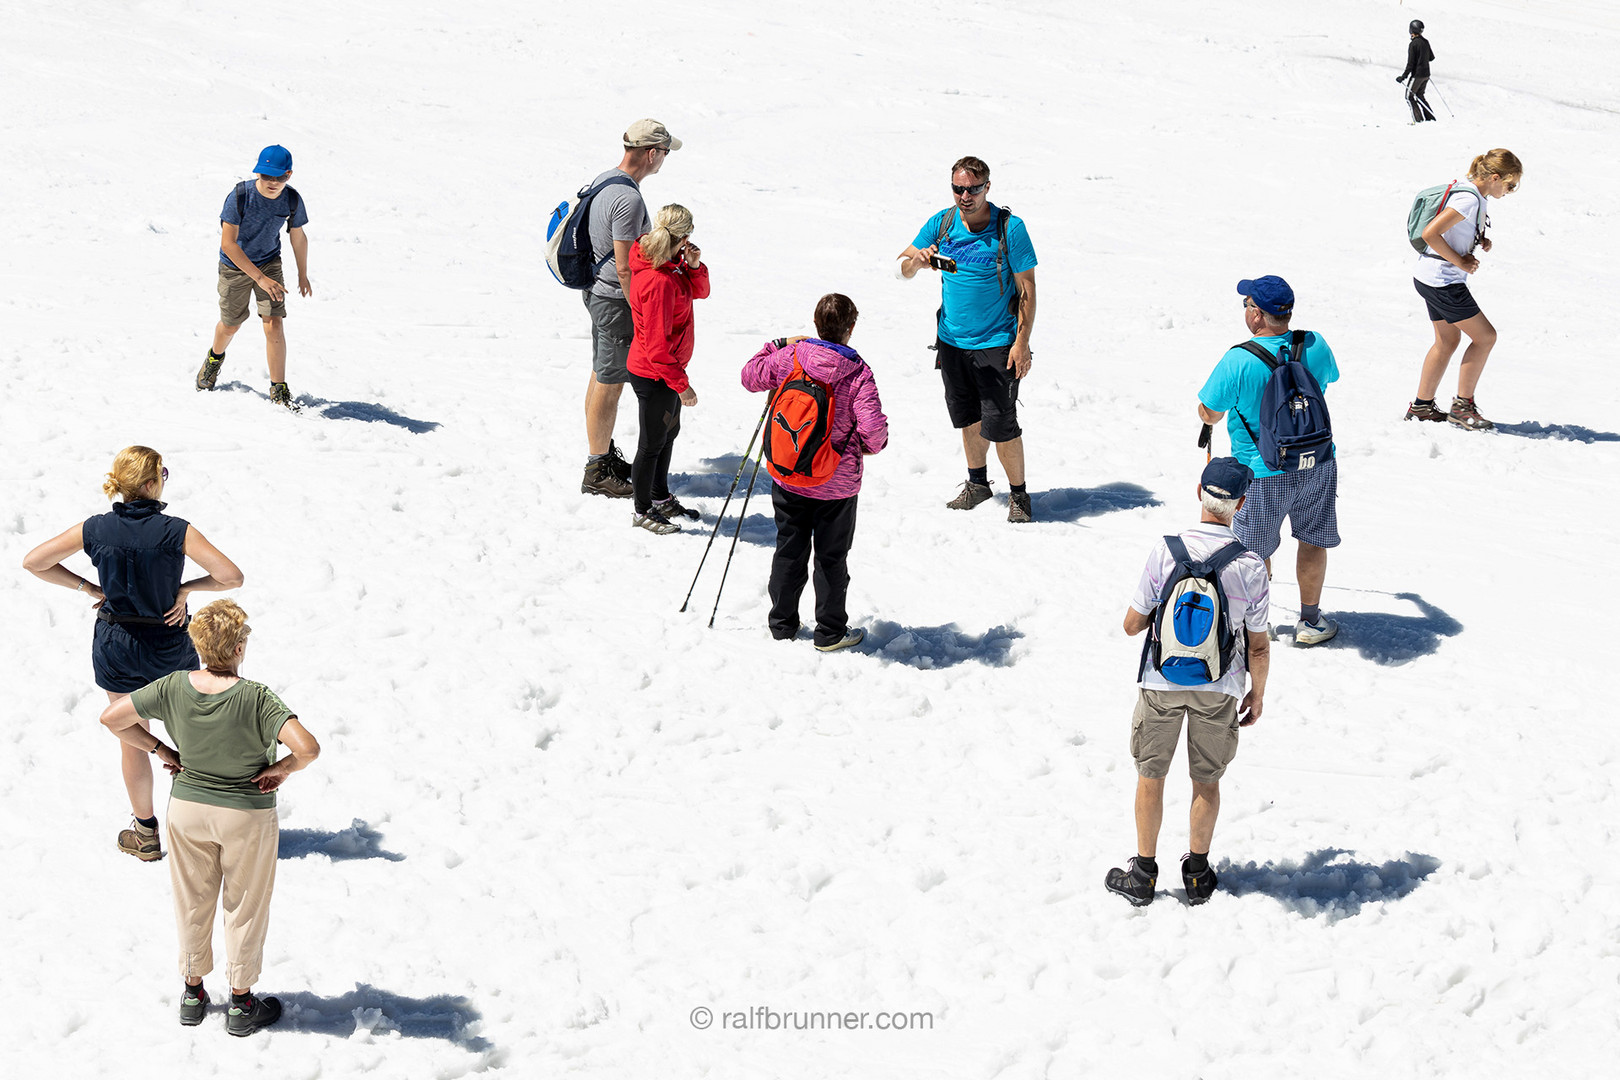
left=1404, top=148, right=1523, bottom=431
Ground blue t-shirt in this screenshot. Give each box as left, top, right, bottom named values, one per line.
left=220, top=182, right=309, bottom=267
left=1198, top=332, right=1340, bottom=478
left=912, top=204, right=1037, bottom=349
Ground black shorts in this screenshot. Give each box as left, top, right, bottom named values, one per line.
left=91, top=620, right=198, bottom=694
left=936, top=339, right=1022, bottom=442
left=1413, top=278, right=1482, bottom=324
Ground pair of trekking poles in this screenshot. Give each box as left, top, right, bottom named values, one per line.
left=680, top=400, right=772, bottom=626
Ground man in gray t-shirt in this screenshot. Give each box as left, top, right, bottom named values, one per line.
left=581, top=119, right=683, bottom=499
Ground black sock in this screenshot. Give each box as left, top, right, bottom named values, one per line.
left=1184, top=852, right=1209, bottom=873
left=135, top=814, right=158, bottom=830
left=1135, top=856, right=1159, bottom=876
left=1413, top=397, right=1435, bottom=408
left=1009, top=482, right=1027, bottom=495
left=208, top=349, right=224, bottom=361
left=231, top=990, right=253, bottom=1005
left=968, top=466, right=988, bottom=485
left=185, top=981, right=204, bottom=997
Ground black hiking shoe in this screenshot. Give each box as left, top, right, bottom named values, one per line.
left=946, top=480, right=993, bottom=511
left=582, top=460, right=633, bottom=498
left=269, top=382, right=296, bottom=410
left=1104, top=856, right=1157, bottom=906
left=196, top=355, right=223, bottom=391
left=654, top=496, right=700, bottom=521
left=1007, top=491, right=1033, bottom=523
left=179, top=984, right=209, bottom=1026
left=605, top=441, right=632, bottom=482
left=226, top=993, right=281, bottom=1037
left=1181, top=854, right=1218, bottom=905
left=631, top=508, right=680, bottom=535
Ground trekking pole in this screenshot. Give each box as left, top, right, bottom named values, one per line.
left=1198, top=423, right=1213, bottom=464
left=679, top=400, right=771, bottom=612
left=708, top=444, right=767, bottom=628
left=1429, top=78, right=1455, bottom=118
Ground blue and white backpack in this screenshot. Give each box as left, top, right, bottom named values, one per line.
left=545, top=175, right=636, bottom=289
left=1232, top=330, right=1334, bottom=474
left=1141, top=536, right=1247, bottom=686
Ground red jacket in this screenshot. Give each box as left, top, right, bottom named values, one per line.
left=626, top=240, right=711, bottom=392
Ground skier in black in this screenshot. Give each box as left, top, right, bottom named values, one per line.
left=1397, top=20, right=1437, bottom=123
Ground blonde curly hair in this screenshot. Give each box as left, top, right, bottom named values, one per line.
left=102, top=446, right=163, bottom=502
left=189, top=598, right=252, bottom=669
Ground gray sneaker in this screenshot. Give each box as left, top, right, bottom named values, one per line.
left=946, top=480, right=993, bottom=511
left=1007, top=491, right=1033, bottom=523
left=1294, top=617, right=1339, bottom=646
left=631, top=508, right=680, bottom=535
left=195, top=355, right=223, bottom=391
left=582, top=460, right=633, bottom=498
left=814, top=627, right=865, bottom=653
left=179, top=984, right=210, bottom=1026
left=117, top=819, right=162, bottom=862
left=226, top=993, right=282, bottom=1037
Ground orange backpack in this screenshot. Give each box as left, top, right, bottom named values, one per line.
left=764, top=348, right=841, bottom=486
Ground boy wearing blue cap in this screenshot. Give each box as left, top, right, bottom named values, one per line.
left=196, top=145, right=312, bottom=408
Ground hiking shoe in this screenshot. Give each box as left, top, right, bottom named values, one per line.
left=814, top=627, right=865, bottom=653
left=226, top=993, right=282, bottom=1037
left=1448, top=396, right=1495, bottom=431
left=582, top=460, right=633, bottom=498
left=269, top=382, right=294, bottom=409
left=1007, top=491, right=1032, bottom=524
left=605, top=441, right=632, bottom=482
left=195, top=355, right=223, bottom=391
left=1404, top=400, right=1448, bottom=422
left=1104, top=856, right=1157, bottom=907
left=654, top=496, right=700, bottom=521
left=179, top=985, right=210, bottom=1026
left=1181, top=854, right=1218, bottom=905
left=946, top=480, right=993, bottom=511
left=631, top=508, right=680, bottom=535
left=117, top=819, right=162, bottom=862
left=1294, top=617, right=1339, bottom=646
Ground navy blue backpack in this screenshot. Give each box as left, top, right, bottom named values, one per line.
left=1232, top=330, right=1334, bottom=473
left=545, top=175, right=636, bottom=289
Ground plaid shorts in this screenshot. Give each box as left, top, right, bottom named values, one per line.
left=1232, top=457, right=1340, bottom=559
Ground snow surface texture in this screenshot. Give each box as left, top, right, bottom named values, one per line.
left=3, top=0, right=1618, bottom=1076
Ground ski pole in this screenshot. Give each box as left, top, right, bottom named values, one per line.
left=709, top=444, right=767, bottom=628
left=680, top=400, right=771, bottom=612
left=1429, top=78, right=1455, bottom=118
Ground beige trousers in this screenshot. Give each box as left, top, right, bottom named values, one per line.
left=166, top=797, right=279, bottom=989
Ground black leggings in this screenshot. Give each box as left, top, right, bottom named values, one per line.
left=628, top=372, right=682, bottom=513
left=1406, top=77, right=1435, bottom=122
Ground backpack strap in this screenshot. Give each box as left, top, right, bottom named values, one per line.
left=576, top=175, right=638, bottom=271
left=935, top=207, right=958, bottom=248
left=235, top=181, right=303, bottom=226
left=234, top=180, right=248, bottom=220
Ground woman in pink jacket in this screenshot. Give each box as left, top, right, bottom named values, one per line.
left=741, top=294, right=888, bottom=652
left=626, top=204, right=711, bottom=534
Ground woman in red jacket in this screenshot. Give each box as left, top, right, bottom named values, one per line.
left=625, top=204, right=711, bottom=534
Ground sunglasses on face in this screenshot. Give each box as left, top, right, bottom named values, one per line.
left=951, top=182, right=988, bottom=196
left=161, top=466, right=170, bottom=481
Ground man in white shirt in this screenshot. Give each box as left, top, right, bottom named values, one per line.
left=1107, top=458, right=1271, bottom=907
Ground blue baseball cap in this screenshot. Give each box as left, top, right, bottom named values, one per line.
left=1237, top=275, right=1294, bottom=317
left=252, top=145, right=293, bottom=177
left=1201, top=457, right=1253, bottom=501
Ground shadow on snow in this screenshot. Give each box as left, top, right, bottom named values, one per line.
left=276, top=983, right=490, bottom=1051
left=1216, top=849, right=1441, bottom=922
left=1493, top=421, right=1620, bottom=443
left=1032, top=483, right=1161, bottom=522
left=670, top=455, right=773, bottom=499
left=1274, top=591, right=1461, bottom=665
left=279, top=819, right=405, bottom=862
left=215, top=381, right=440, bottom=433
left=864, top=620, right=1023, bottom=669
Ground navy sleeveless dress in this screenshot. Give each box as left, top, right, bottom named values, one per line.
left=81, top=500, right=199, bottom=693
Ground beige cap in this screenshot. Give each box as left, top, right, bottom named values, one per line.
left=624, top=119, right=682, bottom=151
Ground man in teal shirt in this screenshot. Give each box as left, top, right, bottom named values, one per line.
left=1198, top=276, right=1341, bottom=646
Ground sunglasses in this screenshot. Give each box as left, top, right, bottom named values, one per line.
left=951, top=181, right=988, bottom=196
left=161, top=466, right=170, bottom=481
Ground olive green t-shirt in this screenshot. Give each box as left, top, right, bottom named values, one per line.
left=130, top=672, right=294, bottom=810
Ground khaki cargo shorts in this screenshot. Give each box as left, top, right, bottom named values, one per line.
left=218, top=257, right=286, bottom=325
left=1130, top=688, right=1241, bottom=783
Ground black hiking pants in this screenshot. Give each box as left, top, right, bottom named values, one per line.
left=628, top=372, right=682, bottom=514
left=768, top=486, right=858, bottom=647
left=1406, top=77, right=1436, bottom=122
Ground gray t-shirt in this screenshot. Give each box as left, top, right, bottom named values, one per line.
left=586, top=169, right=649, bottom=299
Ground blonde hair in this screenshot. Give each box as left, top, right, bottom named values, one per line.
left=189, top=598, right=252, bottom=669
left=1468, top=148, right=1523, bottom=184
left=102, top=446, right=163, bottom=501
left=640, top=204, right=694, bottom=267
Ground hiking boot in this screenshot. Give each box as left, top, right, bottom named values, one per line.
left=582, top=460, right=633, bottom=498
left=1007, top=491, right=1033, bottom=524
left=814, top=627, right=865, bottom=653
left=226, top=993, right=282, bottom=1037
left=1104, top=856, right=1157, bottom=907
left=631, top=508, right=680, bottom=535
left=1294, top=617, right=1339, bottom=646
left=1181, top=854, right=1218, bottom=905
left=195, top=355, right=223, bottom=391
left=1448, top=396, right=1495, bottom=431
left=269, top=382, right=294, bottom=409
left=946, top=480, right=993, bottom=511
left=605, top=441, right=633, bottom=482
left=654, top=495, right=700, bottom=521
left=117, top=819, right=162, bottom=862
left=1404, top=400, right=1448, bottom=422
left=179, top=984, right=210, bottom=1026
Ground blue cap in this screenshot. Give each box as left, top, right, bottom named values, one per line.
left=1237, top=275, right=1294, bottom=317
left=252, top=145, right=293, bottom=177
left=1201, top=457, right=1253, bottom=501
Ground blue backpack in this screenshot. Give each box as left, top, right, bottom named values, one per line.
left=1141, top=536, right=1247, bottom=686
left=545, top=175, right=636, bottom=289
left=1232, top=330, right=1334, bottom=473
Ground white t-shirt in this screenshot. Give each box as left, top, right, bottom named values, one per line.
left=1130, top=523, right=1271, bottom=700
left=1414, top=183, right=1487, bottom=288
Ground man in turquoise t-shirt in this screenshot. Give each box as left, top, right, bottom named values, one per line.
left=899, top=156, right=1039, bottom=523
left=1198, top=276, right=1342, bottom=647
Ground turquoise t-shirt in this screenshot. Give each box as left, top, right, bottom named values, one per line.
left=131, top=672, right=294, bottom=810
left=912, top=205, right=1037, bottom=349
left=1198, top=332, right=1340, bottom=479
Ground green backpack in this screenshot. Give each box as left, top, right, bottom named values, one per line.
left=1407, top=180, right=1477, bottom=254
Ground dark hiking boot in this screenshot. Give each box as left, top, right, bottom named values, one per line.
left=226, top=993, right=282, bottom=1037
left=1181, top=854, right=1218, bottom=905
left=605, top=441, right=633, bottom=482
left=654, top=496, right=700, bottom=521
left=179, top=984, right=210, bottom=1026
left=269, top=382, right=295, bottom=409
left=1448, top=396, right=1495, bottom=431
left=814, top=627, right=865, bottom=653
left=1007, top=491, right=1033, bottom=523
left=1104, top=856, right=1157, bottom=906
left=946, top=480, right=993, bottom=511
left=117, top=819, right=162, bottom=862
left=631, top=508, right=679, bottom=535
left=1404, top=400, right=1448, bottom=422
left=196, top=355, right=224, bottom=391
left=582, top=460, right=633, bottom=498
